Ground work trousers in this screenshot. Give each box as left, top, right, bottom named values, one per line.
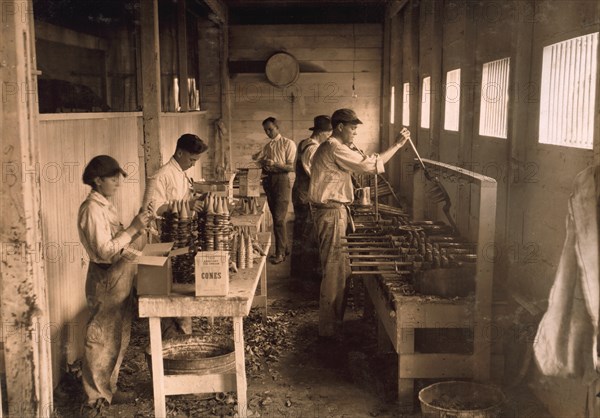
left=82, top=259, right=135, bottom=404
left=264, top=173, right=291, bottom=257
left=314, top=206, right=350, bottom=336
left=291, top=200, right=321, bottom=281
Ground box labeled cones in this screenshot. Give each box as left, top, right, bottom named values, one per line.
left=195, top=251, right=230, bottom=296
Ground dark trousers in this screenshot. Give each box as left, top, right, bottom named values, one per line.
left=291, top=200, right=321, bottom=281
left=264, top=173, right=291, bottom=257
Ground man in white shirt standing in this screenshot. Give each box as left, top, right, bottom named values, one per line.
left=308, top=109, right=411, bottom=338
left=252, top=117, right=297, bottom=264
left=142, top=133, right=208, bottom=336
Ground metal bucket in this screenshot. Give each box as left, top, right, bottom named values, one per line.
left=145, top=335, right=235, bottom=377
left=419, top=381, right=505, bottom=418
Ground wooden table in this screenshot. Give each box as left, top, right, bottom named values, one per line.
left=138, top=233, right=271, bottom=418
left=231, top=197, right=270, bottom=318
left=231, top=196, right=268, bottom=233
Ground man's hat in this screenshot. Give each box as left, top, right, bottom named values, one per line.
left=309, top=115, right=333, bottom=131
left=331, top=108, right=363, bottom=124
left=82, top=155, right=127, bottom=186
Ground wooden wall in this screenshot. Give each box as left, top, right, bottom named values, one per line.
left=37, top=110, right=212, bottom=383
left=385, top=0, right=599, bottom=415
left=38, top=113, right=144, bottom=383
left=229, top=23, right=383, bottom=171
left=159, top=112, right=210, bottom=180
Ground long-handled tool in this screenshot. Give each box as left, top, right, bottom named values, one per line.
left=405, top=137, right=459, bottom=234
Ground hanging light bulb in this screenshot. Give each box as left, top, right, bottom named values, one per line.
left=352, top=24, right=358, bottom=99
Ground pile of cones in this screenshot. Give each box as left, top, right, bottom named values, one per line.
left=200, top=193, right=232, bottom=252
left=230, top=226, right=254, bottom=270
left=161, top=199, right=198, bottom=283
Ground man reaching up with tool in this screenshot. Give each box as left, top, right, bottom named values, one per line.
left=308, top=108, right=411, bottom=338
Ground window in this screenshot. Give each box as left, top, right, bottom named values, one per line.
left=444, top=69, right=461, bottom=131
left=402, top=82, right=411, bottom=126
left=539, top=32, right=598, bottom=149
left=479, top=57, right=510, bottom=138
left=390, top=86, right=395, bottom=124
left=421, top=76, right=431, bottom=129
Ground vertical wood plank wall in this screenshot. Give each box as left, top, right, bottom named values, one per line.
left=385, top=1, right=599, bottom=415
left=228, top=24, right=383, bottom=171
left=159, top=112, right=210, bottom=180
left=38, top=113, right=144, bottom=383
left=38, top=111, right=210, bottom=383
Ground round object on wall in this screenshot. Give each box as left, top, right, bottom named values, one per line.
left=265, top=52, right=299, bottom=87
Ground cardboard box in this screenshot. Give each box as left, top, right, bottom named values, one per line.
left=238, top=167, right=262, bottom=197
left=195, top=251, right=230, bottom=296
left=135, top=242, right=189, bottom=295
left=193, top=173, right=235, bottom=198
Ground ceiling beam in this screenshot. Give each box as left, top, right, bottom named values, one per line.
left=203, top=0, right=228, bottom=24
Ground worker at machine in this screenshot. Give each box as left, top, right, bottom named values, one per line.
left=533, top=164, right=600, bottom=415
left=142, top=133, right=208, bottom=336
left=291, top=115, right=332, bottom=281
left=78, top=155, right=151, bottom=416
left=308, top=108, right=411, bottom=338
left=252, top=117, right=297, bottom=264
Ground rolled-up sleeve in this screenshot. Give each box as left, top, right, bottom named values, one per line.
left=79, top=204, right=132, bottom=261
left=285, top=140, right=297, bottom=166
left=333, top=144, right=385, bottom=175
left=302, top=144, right=318, bottom=176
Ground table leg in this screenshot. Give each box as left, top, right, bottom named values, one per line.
left=233, top=316, right=248, bottom=417
left=149, top=317, right=166, bottom=418
left=260, top=262, right=268, bottom=320
left=398, top=326, right=415, bottom=413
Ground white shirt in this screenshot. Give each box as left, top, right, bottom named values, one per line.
left=142, top=157, right=192, bottom=215
left=78, top=190, right=135, bottom=264
left=255, top=134, right=297, bottom=168
left=308, top=136, right=384, bottom=205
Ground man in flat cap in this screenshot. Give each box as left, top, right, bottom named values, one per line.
left=308, top=108, right=411, bottom=338
left=142, top=133, right=208, bottom=336
left=291, top=115, right=332, bottom=282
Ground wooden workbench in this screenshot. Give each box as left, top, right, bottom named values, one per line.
left=230, top=196, right=270, bottom=316
left=138, top=232, right=271, bottom=418
left=362, top=159, right=497, bottom=412
left=230, top=196, right=268, bottom=233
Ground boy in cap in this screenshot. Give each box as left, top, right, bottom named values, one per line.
left=291, top=115, right=332, bottom=281
left=78, top=155, right=151, bottom=415
left=308, top=109, right=411, bottom=338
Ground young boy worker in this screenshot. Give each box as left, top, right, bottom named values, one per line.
left=308, top=108, right=411, bottom=338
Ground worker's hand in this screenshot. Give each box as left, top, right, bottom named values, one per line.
left=131, top=211, right=151, bottom=231
left=192, top=199, right=204, bottom=212
left=251, top=151, right=261, bottom=161
left=263, top=158, right=275, bottom=167
left=395, top=127, right=411, bottom=148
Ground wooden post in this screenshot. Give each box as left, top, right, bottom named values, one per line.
left=220, top=21, right=232, bottom=175
left=456, top=1, right=477, bottom=235
left=0, top=0, right=53, bottom=415
left=140, top=0, right=163, bottom=177
left=381, top=14, right=392, bottom=150
left=177, top=0, right=190, bottom=112
left=429, top=0, right=443, bottom=161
